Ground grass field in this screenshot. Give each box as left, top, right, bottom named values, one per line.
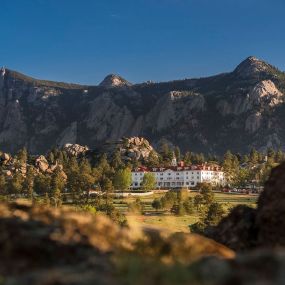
left=127, top=214, right=199, bottom=233
left=114, top=191, right=258, bottom=233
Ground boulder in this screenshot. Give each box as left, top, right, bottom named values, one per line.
left=1, top=152, right=10, bottom=162
left=121, top=137, right=157, bottom=161
left=35, top=155, right=49, bottom=172
left=0, top=200, right=236, bottom=285
left=63, top=143, right=89, bottom=157
left=256, top=162, right=285, bottom=247
left=206, top=205, right=257, bottom=251
left=209, top=162, right=285, bottom=250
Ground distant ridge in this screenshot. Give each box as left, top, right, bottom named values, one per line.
left=0, top=56, right=284, bottom=154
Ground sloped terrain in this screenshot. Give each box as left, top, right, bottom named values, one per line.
left=1, top=56, right=285, bottom=154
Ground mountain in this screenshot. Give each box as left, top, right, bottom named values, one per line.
left=99, top=74, right=132, bottom=88
left=0, top=56, right=285, bottom=154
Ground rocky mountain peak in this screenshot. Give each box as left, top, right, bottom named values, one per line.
left=99, top=74, right=131, bottom=88
left=234, top=56, right=273, bottom=78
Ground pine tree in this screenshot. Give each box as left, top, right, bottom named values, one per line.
left=184, top=151, right=192, bottom=165
left=249, top=148, right=259, bottom=164
left=111, top=150, right=124, bottom=170
left=174, top=146, right=181, bottom=161
left=0, top=175, right=7, bottom=194
left=17, top=147, right=28, bottom=164
left=7, top=172, right=24, bottom=195
left=23, top=166, right=35, bottom=199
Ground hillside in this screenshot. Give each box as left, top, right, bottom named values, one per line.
left=1, top=56, right=285, bottom=154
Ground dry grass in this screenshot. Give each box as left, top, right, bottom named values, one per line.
left=127, top=214, right=199, bottom=233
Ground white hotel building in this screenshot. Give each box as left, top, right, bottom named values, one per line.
left=131, top=160, right=225, bottom=189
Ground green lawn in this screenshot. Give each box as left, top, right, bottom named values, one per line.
left=114, top=191, right=258, bottom=233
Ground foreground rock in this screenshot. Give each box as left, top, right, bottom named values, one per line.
left=256, top=162, right=285, bottom=247
left=0, top=200, right=233, bottom=285
left=1, top=200, right=285, bottom=284
left=207, top=162, right=285, bottom=251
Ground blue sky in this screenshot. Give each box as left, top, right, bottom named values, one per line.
left=0, top=0, right=284, bottom=85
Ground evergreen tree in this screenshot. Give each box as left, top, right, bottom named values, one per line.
left=276, top=149, right=284, bottom=163
left=146, top=151, right=160, bottom=167
left=110, top=150, right=124, bottom=170
left=204, top=203, right=226, bottom=227
left=16, top=147, right=28, bottom=164
left=102, top=177, right=113, bottom=206
left=249, top=148, right=259, bottom=164
left=7, top=173, right=24, bottom=195
left=0, top=175, right=7, bottom=194
left=174, top=146, right=181, bottom=161
left=79, top=159, right=96, bottom=203
left=184, top=151, right=192, bottom=165
left=51, top=168, right=66, bottom=193
left=34, top=173, right=51, bottom=195
left=23, top=166, right=36, bottom=199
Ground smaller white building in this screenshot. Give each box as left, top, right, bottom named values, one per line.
left=131, top=163, right=225, bottom=189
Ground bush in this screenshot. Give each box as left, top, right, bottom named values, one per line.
left=80, top=205, right=97, bottom=215
left=128, top=198, right=144, bottom=214
left=152, top=198, right=162, bottom=211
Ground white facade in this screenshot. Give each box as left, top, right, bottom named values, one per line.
left=131, top=165, right=225, bottom=189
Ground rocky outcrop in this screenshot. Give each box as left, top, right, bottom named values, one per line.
left=245, top=112, right=262, bottom=133
left=121, top=137, right=157, bottom=160
left=100, top=137, right=158, bottom=162
left=1, top=152, right=11, bottom=163
left=248, top=80, right=284, bottom=108
left=35, top=155, right=49, bottom=172
left=63, top=143, right=89, bottom=157
left=34, top=155, right=66, bottom=178
left=0, top=153, right=66, bottom=179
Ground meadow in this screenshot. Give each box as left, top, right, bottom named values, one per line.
left=113, top=191, right=258, bottom=233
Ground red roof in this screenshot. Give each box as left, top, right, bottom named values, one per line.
left=133, top=164, right=222, bottom=173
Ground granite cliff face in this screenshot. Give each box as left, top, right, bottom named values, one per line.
left=0, top=56, right=285, bottom=154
